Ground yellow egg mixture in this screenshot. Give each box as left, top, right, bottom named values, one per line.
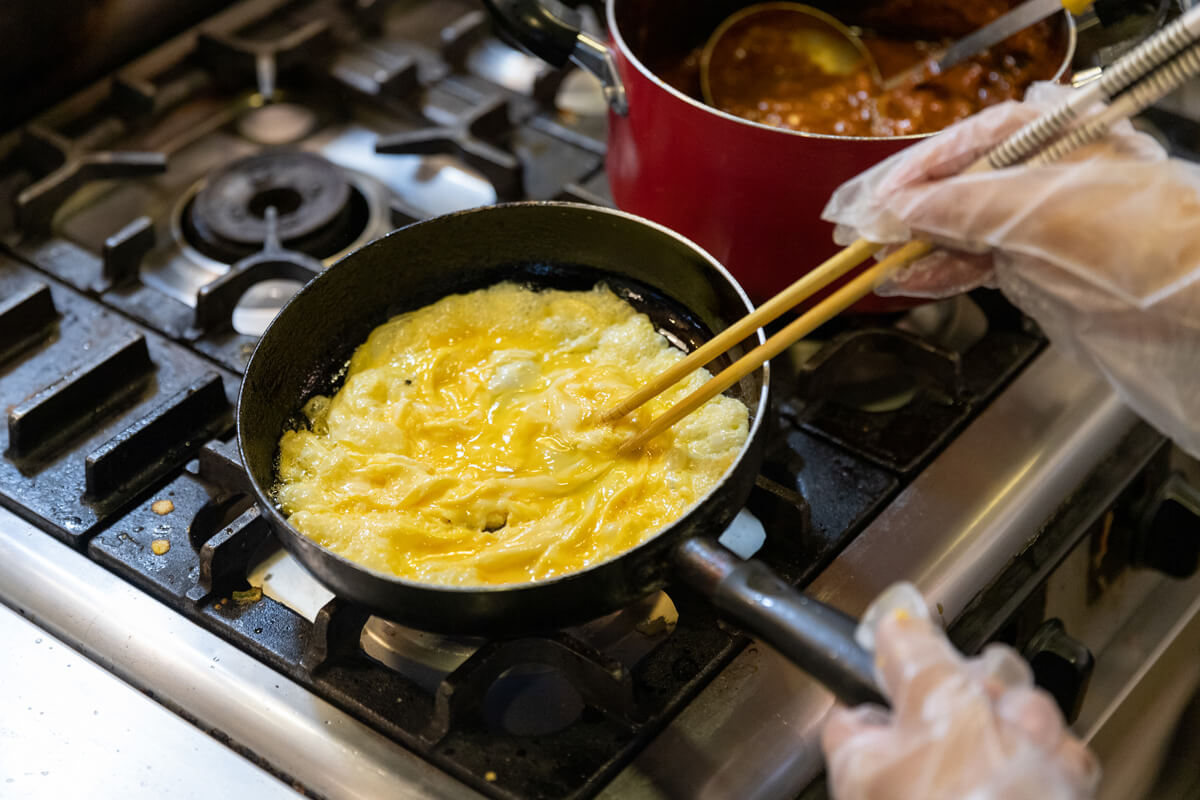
left=273, top=282, right=750, bottom=586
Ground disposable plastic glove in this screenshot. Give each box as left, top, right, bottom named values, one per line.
left=822, top=82, right=1200, bottom=458
left=821, top=583, right=1100, bottom=800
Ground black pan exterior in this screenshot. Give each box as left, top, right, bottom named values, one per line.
left=238, top=202, right=769, bottom=635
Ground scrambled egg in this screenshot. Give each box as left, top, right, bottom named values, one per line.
left=273, top=282, right=749, bottom=586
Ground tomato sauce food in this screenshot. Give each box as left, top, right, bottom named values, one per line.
left=652, top=0, right=1065, bottom=137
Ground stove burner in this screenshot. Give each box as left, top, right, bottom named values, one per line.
left=358, top=592, right=677, bottom=736
left=186, top=150, right=361, bottom=262
left=361, top=619, right=481, bottom=693
left=897, top=295, right=990, bottom=354
left=831, top=350, right=921, bottom=414
left=195, top=151, right=347, bottom=244
left=360, top=592, right=678, bottom=692
left=484, top=664, right=587, bottom=736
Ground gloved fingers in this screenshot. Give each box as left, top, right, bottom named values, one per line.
left=874, top=247, right=995, bottom=298
left=822, top=77, right=1169, bottom=271
left=821, top=82, right=1075, bottom=246
left=872, top=614, right=966, bottom=709
left=821, top=703, right=892, bottom=754
left=872, top=124, right=1170, bottom=301
left=890, top=164, right=1115, bottom=244
left=824, top=715, right=939, bottom=800
left=822, top=705, right=911, bottom=800
left=994, top=686, right=1100, bottom=793
left=995, top=686, right=1066, bottom=753
left=966, top=643, right=1035, bottom=699
left=825, top=577, right=1106, bottom=800
left=878, top=85, right=1161, bottom=194
left=826, top=585, right=1105, bottom=799
left=885, top=157, right=1200, bottom=307
left=1055, top=733, right=1103, bottom=792
left=854, top=581, right=931, bottom=652
left=876, top=101, right=1043, bottom=191
left=992, top=682, right=1103, bottom=794
left=820, top=102, right=1041, bottom=246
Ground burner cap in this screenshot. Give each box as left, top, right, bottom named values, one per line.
left=192, top=150, right=351, bottom=247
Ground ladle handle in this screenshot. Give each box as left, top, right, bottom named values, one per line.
left=675, top=537, right=885, bottom=708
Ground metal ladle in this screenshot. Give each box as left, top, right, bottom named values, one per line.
left=700, top=3, right=882, bottom=111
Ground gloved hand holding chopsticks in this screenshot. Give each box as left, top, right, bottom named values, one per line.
left=812, top=18, right=1200, bottom=800
left=821, top=583, right=1099, bottom=800
left=823, top=82, right=1200, bottom=459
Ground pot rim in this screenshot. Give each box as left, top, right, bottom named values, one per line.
left=606, top=0, right=1078, bottom=142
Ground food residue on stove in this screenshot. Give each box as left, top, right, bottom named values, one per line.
left=151, top=499, right=175, bottom=515
left=151, top=538, right=171, bottom=556
left=272, top=282, right=749, bottom=586
left=233, top=586, right=263, bottom=605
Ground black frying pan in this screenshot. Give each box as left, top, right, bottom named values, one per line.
left=238, top=202, right=882, bottom=705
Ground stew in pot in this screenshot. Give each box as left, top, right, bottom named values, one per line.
left=653, top=0, right=1065, bottom=136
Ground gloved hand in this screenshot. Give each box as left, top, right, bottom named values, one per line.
left=822, top=82, right=1200, bottom=459
left=821, top=584, right=1100, bottom=800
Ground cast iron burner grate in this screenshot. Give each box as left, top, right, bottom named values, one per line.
left=184, top=150, right=367, bottom=263
left=779, top=292, right=1043, bottom=475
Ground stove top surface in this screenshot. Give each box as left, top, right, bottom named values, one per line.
left=0, top=1, right=1146, bottom=798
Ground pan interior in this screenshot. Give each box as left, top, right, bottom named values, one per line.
left=238, top=203, right=767, bottom=604
left=277, top=264, right=744, bottom=436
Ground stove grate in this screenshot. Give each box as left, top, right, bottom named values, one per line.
left=0, top=260, right=236, bottom=546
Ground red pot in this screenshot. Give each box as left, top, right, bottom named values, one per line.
left=484, top=0, right=1076, bottom=309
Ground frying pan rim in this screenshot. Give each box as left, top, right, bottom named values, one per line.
left=237, top=200, right=771, bottom=597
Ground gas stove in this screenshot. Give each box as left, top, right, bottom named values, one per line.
left=2, top=2, right=1199, bottom=799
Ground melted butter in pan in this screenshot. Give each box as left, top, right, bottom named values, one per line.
left=273, top=283, right=749, bottom=586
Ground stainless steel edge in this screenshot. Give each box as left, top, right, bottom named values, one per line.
left=606, top=346, right=1140, bottom=800
left=1080, top=569, right=1200, bottom=800
left=0, top=603, right=295, bottom=798
left=0, top=511, right=483, bottom=800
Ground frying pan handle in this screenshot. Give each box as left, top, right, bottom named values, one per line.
left=478, top=0, right=628, bottom=113
left=675, top=538, right=886, bottom=708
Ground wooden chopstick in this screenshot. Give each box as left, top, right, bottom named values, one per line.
left=602, top=237, right=881, bottom=422
left=617, top=240, right=932, bottom=455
